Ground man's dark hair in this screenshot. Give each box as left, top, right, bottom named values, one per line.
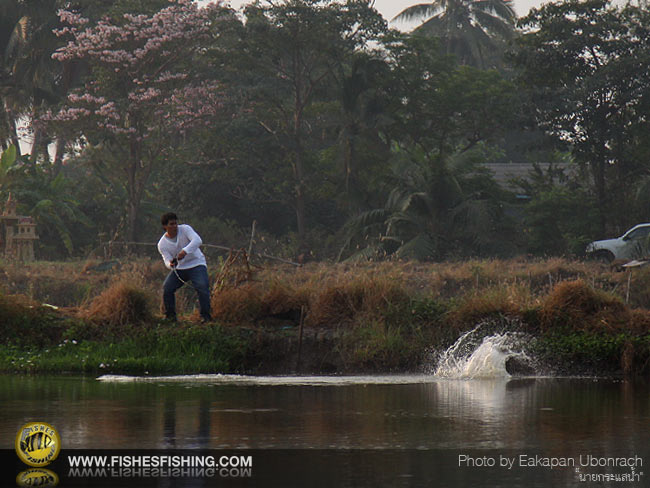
left=161, top=212, right=178, bottom=227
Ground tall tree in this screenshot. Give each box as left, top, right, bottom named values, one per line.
left=0, top=0, right=55, bottom=156
left=0, top=0, right=18, bottom=150
left=393, top=0, right=517, bottom=68
left=334, top=53, right=393, bottom=213
left=43, top=0, right=225, bottom=241
left=383, top=34, right=516, bottom=158
left=514, top=0, right=650, bottom=234
left=239, top=0, right=387, bottom=253
left=0, top=0, right=142, bottom=164
left=339, top=142, right=510, bottom=260
left=339, top=34, right=518, bottom=261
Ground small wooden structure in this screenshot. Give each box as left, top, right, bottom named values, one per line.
left=0, top=193, right=38, bottom=261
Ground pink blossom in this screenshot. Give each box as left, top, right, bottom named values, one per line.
left=46, top=0, right=225, bottom=143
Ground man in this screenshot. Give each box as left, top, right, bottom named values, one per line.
left=157, top=212, right=212, bottom=323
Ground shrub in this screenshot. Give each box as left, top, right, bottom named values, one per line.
left=540, top=280, right=628, bottom=332
left=307, top=278, right=410, bottom=327
left=81, top=282, right=153, bottom=327
left=0, top=293, right=65, bottom=346
left=259, top=281, right=307, bottom=318
left=449, top=284, right=532, bottom=327
left=211, top=285, right=263, bottom=324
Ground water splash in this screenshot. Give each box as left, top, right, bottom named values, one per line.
left=433, top=324, right=534, bottom=379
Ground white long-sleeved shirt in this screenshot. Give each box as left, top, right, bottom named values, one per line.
left=157, top=224, right=207, bottom=270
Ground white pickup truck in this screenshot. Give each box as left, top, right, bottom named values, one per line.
left=585, top=223, right=650, bottom=262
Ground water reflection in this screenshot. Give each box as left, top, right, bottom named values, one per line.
left=0, top=375, right=648, bottom=455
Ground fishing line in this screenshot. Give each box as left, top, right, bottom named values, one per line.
left=171, top=259, right=199, bottom=291
left=171, top=249, right=233, bottom=293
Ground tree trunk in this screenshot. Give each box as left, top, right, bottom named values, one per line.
left=126, top=168, right=138, bottom=243
left=30, top=104, right=50, bottom=162
left=31, top=125, right=51, bottom=163
left=125, top=141, right=140, bottom=243
left=52, top=138, right=66, bottom=178
left=591, top=147, right=608, bottom=236
left=344, top=125, right=353, bottom=197
left=3, top=101, right=21, bottom=157
left=293, top=88, right=307, bottom=254
left=293, top=134, right=307, bottom=253
left=10, top=118, right=20, bottom=156
left=125, top=140, right=153, bottom=244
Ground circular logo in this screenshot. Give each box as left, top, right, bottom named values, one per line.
left=16, top=468, right=59, bottom=487
left=15, top=422, right=61, bottom=467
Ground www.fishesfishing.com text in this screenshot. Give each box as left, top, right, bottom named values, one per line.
left=66, top=454, right=253, bottom=479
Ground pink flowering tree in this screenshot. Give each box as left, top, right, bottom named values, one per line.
left=44, top=0, right=224, bottom=241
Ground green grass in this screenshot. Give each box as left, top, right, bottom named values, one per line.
left=531, top=330, right=650, bottom=375
left=0, top=325, right=247, bottom=375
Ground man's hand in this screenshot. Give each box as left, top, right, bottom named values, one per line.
left=177, top=250, right=187, bottom=260
left=170, top=257, right=178, bottom=267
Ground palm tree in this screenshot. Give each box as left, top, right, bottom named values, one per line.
left=1, top=144, right=92, bottom=255
left=338, top=144, right=508, bottom=261
left=0, top=0, right=23, bottom=153
left=393, top=0, right=517, bottom=69
left=1, top=0, right=62, bottom=161
left=335, top=53, right=392, bottom=212
left=1, top=0, right=89, bottom=170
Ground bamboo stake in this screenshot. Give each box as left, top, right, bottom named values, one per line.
left=296, top=305, right=305, bottom=372
left=248, top=220, right=257, bottom=259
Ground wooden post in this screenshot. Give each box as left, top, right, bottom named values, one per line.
left=248, top=220, right=257, bottom=260
left=296, top=305, right=305, bottom=372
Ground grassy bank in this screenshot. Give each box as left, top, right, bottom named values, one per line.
left=1, top=257, right=650, bottom=376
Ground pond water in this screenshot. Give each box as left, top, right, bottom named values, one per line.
left=2, top=374, right=649, bottom=487
left=3, top=330, right=649, bottom=486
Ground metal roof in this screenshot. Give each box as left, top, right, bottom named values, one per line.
left=483, top=162, right=572, bottom=190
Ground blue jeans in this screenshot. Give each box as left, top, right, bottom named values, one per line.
left=163, top=265, right=211, bottom=321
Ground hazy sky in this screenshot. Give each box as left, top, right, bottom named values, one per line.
left=219, top=0, right=546, bottom=20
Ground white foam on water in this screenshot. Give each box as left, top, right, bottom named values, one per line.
left=96, top=373, right=438, bottom=386
left=98, top=323, right=534, bottom=385
left=433, top=325, right=532, bottom=379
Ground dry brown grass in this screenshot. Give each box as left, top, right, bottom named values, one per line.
left=0, top=292, right=66, bottom=346
left=1, top=260, right=107, bottom=306
left=79, top=281, right=154, bottom=327
left=307, top=281, right=367, bottom=327
left=539, top=280, right=629, bottom=332
left=211, top=285, right=263, bottom=324
left=259, top=281, right=308, bottom=316
left=251, top=258, right=617, bottom=300
left=0, top=256, right=638, bottom=328
left=213, top=249, right=255, bottom=291
left=628, top=309, right=650, bottom=334
left=208, top=267, right=412, bottom=328
left=449, top=283, right=535, bottom=327
left=4, top=257, right=650, bottom=376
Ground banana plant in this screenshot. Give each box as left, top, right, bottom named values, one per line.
left=0, top=144, right=17, bottom=185
left=1, top=145, right=91, bottom=255
left=339, top=142, right=508, bottom=261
